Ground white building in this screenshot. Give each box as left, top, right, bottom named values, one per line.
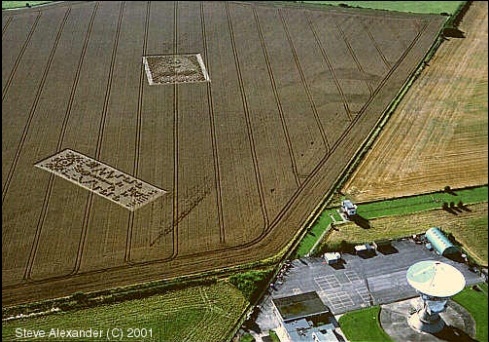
left=272, top=292, right=341, bottom=342
left=341, top=200, right=357, bottom=217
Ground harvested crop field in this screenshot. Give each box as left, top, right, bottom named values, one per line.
left=2, top=1, right=445, bottom=306
left=343, top=1, right=488, bottom=203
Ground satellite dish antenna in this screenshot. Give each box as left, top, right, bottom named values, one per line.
left=406, top=260, right=466, bottom=333
left=407, top=260, right=465, bottom=297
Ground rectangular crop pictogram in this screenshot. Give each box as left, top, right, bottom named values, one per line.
left=35, top=149, right=166, bottom=211
left=143, top=53, right=210, bottom=85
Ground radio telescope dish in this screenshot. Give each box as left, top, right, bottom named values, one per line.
left=406, top=260, right=467, bottom=334
left=406, top=260, right=465, bottom=297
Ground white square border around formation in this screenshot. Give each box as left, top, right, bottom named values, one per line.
left=142, top=53, right=210, bottom=85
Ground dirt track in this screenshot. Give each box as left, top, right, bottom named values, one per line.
left=343, top=1, right=488, bottom=203
left=2, top=1, right=444, bottom=306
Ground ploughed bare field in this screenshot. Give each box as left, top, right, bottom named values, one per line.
left=343, top=1, right=488, bottom=203
left=2, top=1, right=445, bottom=306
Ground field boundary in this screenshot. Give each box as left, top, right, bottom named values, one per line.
left=342, top=184, right=488, bottom=207
left=2, top=251, right=283, bottom=320
left=1, top=1, right=74, bottom=11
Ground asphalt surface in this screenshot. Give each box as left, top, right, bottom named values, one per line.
left=249, top=238, right=485, bottom=341
left=271, top=239, right=483, bottom=314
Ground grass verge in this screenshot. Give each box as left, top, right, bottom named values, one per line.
left=453, top=283, right=488, bottom=342
left=354, top=185, right=487, bottom=219
left=294, top=209, right=337, bottom=257
left=2, top=1, right=53, bottom=9
left=297, top=1, right=464, bottom=15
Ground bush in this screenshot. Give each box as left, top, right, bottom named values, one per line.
left=240, top=332, right=255, bottom=342
left=269, top=330, right=280, bottom=342
left=71, top=292, right=87, bottom=305
left=229, top=270, right=272, bottom=303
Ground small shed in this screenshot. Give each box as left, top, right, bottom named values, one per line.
left=425, top=227, right=458, bottom=256
left=354, top=244, right=374, bottom=256
left=341, top=200, right=357, bottom=217
left=324, top=252, right=341, bottom=265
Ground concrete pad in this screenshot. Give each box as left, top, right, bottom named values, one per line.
left=380, top=298, right=476, bottom=342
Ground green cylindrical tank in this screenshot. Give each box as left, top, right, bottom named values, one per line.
left=425, top=227, right=458, bottom=256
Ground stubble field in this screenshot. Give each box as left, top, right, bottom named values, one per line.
left=2, top=1, right=445, bottom=306
left=342, top=1, right=488, bottom=202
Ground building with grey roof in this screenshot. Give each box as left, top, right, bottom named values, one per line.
left=272, top=291, right=342, bottom=342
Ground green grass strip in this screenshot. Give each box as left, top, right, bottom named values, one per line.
left=298, top=1, right=464, bottom=15
left=2, top=2, right=53, bottom=9
left=355, top=185, right=487, bottom=219
left=453, top=283, right=488, bottom=342
left=294, top=209, right=338, bottom=257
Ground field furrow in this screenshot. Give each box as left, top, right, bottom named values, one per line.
left=228, top=2, right=299, bottom=225
left=256, top=6, right=328, bottom=180
left=175, top=1, right=221, bottom=256
left=130, top=1, right=175, bottom=263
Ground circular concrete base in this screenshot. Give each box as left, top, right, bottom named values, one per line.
left=408, top=311, right=445, bottom=334
left=380, top=298, right=476, bottom=342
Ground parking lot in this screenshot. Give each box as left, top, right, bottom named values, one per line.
left=272, top=239, right=483, bottom=314
left=250, top=238, right=485, bottom=340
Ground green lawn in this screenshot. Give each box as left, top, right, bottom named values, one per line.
left=2, top=282, right=248, bottom=342
left=338, top=306, right=393, bottom=342
left=298, top=1, right=464, bottom=15
left=2, top=1, right=53, bottom=9
left=294, top=209, right=337, bottom=257
left=354, top=185, right=487, bottom=219
left=240, top=332, right=256, bottom=342
left=269, top=330, right=281, bottom=342
left=453, top=283, right=488, bottom=342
